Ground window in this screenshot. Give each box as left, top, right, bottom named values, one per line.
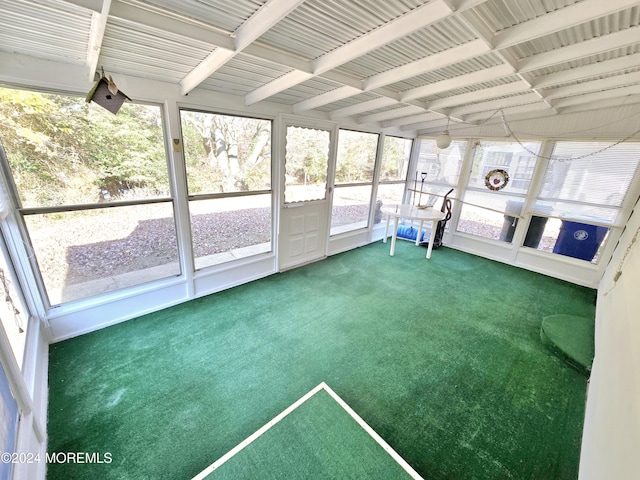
left=527, top=142, right=640, bottom=262
left=0, top=87, right=179, bottom=305
left=331, top=130, right=379, bottom=235
left=413, top=139, right=466, bottom=208
left=180, top=110, right=272, bottom=270
left=283, top=126, right=329, bottom=203
left=0, top=239, right=28, bottom=369
left=457, top=141, right=541, bottom=242
left=376, top=136, right=412, bottom=207
left=532, top=142, right=640, bottom=225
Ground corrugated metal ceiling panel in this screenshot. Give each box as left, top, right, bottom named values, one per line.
left=0, top=0, right=91, bottom=64
left=341, top=17, right=478, bottom=81
left=511, top=8, right=640, bottom=59
left=540, top=66, right=640, bottom=93
left=529, top=47, right=640, bottom=79
left=475, top=0, right=581, bottom=33
left=390, top=53, right=506, bottom=93
left=134, top=0, right=266, bottom=33
left=422, top=75, right=524, bottom=102
left=203, top=54, right=292, bottom=94
left=257, top=0, right=427, bottom=62
left=314, top=92, right=383, bottom=113
left=268, top=76, right=344, bottom=105
left=1, top=0, right=640, bottom=137
left=100, top=17, right=216, bottom=83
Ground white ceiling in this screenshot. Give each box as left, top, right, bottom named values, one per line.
left=2, top=0, right=640, bottom=138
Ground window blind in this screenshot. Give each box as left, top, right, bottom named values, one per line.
left=532, top=142, right=640, bottom=226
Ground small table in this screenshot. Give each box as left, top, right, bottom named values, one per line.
left=381, top=204, right=446, bottom=259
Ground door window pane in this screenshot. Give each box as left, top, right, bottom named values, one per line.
left=190, top=194, right=272, bottom=270
left=180, top=111, right=271, bottom=194
left=284, top=126, right=330, bottom=203
left=25, top=203, right=180, bottom=305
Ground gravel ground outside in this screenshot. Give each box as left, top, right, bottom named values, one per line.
left=26, top=203, right=562, bottom=295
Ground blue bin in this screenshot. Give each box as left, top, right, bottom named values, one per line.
left=552, top=221, right=608, bottom=261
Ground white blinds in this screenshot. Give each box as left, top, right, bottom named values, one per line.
left=532, top=142, right=640, bottom=226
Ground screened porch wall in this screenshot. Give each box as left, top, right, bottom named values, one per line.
left=1, top=73, right=639, bottom=342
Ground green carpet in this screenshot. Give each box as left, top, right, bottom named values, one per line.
left=47, top=241, right=595, bottom=479
left=541, top=314, right=595, bottom=377
left=200, top=385, right=414, bottom=479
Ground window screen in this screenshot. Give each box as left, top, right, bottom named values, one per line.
left=414, top=139, right=466, bottom=207
left=331, top=129, right=379, bottom=235
left=457, top=141, right=541, bottom=242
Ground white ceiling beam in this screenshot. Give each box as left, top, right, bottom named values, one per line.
left=447, top=0, right=490, bottom=11
left=329, top=97, right=398, bottom=119
left=463, top=102, right=554, bottom=124
left=518, top=25, right=640, bottom=73
left=245, top=70, right=314, bottom=105
left=86, top=0, right=111, bottom=81
left=245, top=0, right=458, bottom=104
left=426, top=80, right=530, bottom=110
left=363, top=39, right=491, bottom=91
left=551, top=83, right=640, bottom=109
left=180, top=0, right=305, bottom=95
left=240, top=0, right=489, bottom=105
left=180, top=48, right=236, bottom=95
left=109, top=1, right=234, bottom=49
left=357, top=105, right=426, bottom=124
left=492, top=0, right=640, bottom=49
left=109, top=0, right=404, bottom=104
left=401, top=117, right=451, bottom=132
left=61, top=0, right=103, bottom=12
left=454, top=7, right=554, bottom=111
left=401, top=64, right=515, bottom=102
left=543, top=71, right=640, bottom=100
left=382, top=112, right=441, bottom=128
left=0, top=52, right=94, bottom=93
left=532, top=52, right=640, bottom=89
left=233, top=0, right=305, bottom=51
left=312, top=0, right=453, bottom=75
left=293, top=86, right=362, bottom=113
left=560, top=93, right=640, bottom=115
left=449, top=91, right=541, bottom=117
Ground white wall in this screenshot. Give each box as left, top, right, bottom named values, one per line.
left=579, top=202, right=640, bottom=479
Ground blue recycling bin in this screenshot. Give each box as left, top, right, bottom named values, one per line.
left=552, top=221, right=609, bottom=261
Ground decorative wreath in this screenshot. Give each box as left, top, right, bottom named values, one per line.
left=485, top=169, right=509, bottom=191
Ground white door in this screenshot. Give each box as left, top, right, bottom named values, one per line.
left=278, top=118, right=336, bottom=271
